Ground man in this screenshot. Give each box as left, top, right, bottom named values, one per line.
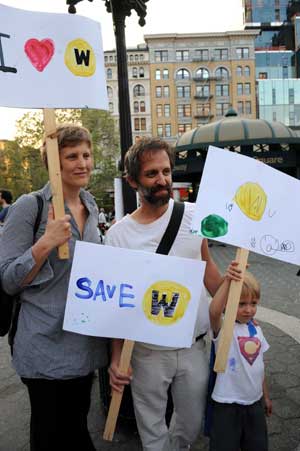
left=0, top=189, right=13, bottom=223
left=106, top=137, right=222, bottom=451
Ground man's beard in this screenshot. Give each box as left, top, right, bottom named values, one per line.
left=138, top=183, right=172, bottom=206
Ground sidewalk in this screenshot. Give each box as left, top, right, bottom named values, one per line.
left=1, top=244, right=300, bottom=451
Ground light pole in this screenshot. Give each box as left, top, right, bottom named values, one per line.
left=67, top=0, right=149, bottom=214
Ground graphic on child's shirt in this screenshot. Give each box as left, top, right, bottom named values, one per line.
left=238, top=336, right=261, bottom=365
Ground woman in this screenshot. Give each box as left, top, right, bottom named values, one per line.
left=0, top=125, right=107, bottom=451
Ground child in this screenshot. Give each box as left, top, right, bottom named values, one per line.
left=209, top=262, right=272, bottom=451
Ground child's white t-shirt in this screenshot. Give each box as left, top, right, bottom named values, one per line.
left=212, top=322, right=269, bottom=405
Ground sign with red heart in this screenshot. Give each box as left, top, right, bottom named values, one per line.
left=24, top=39, right=55, bottom=72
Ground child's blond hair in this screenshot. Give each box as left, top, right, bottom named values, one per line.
left=240, top=271, right=260, bottom=301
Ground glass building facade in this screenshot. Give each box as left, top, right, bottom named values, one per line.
left=256, top=51, right=295, bottom=78
left=244, top=0, right=289, bottom=24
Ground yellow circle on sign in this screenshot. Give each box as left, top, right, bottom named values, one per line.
left=64, top=38, right=96, bottom=77
left=142, top=280, right=191, bottom=326
left=234, top=182, right=267, bottom=221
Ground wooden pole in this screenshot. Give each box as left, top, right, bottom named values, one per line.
left=43, top=108, right=69, bottom=260
left=214, top=247, right=249, bottom=373
left=103, top=339, right=135, bottom=441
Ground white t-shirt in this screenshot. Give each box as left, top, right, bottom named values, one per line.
left=212, top=322, right=269, bottom=405
left=105, top=199, right=209, bottom=350
left=98, top=212, right=106, bottom=224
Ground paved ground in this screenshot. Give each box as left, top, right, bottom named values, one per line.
left=1, top=244, right=300, bottom=451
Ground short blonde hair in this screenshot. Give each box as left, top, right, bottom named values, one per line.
left=240, top=271, right=260, bottom=300
left=41, top=124, right=92, bottom=169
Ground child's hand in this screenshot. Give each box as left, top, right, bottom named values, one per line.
left=264, top=397, right=273, bottom=416
left=224, top=260, right=243, bottom=282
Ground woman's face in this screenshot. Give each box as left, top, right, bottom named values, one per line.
left=60, top=142, right=93, bottom=190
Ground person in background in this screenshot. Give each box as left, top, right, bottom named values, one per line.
left=98, top=207, right=107, bottom=243
left=0, top=189, right=13, bottom=223
left=0, top=125, right=107, bottom=451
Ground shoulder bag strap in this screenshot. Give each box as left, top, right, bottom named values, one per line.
left=156, top=201, right=185, bottom=255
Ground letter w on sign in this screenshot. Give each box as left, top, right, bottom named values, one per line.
left=74, top=48, right=90, bottom=66
left=151, top=290, right=180, bottom=318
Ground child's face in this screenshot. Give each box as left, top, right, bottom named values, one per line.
left=236, top=296, right=259, bottom=324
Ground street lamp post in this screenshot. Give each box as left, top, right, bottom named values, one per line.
left=67, top=0, right=149, bottom=214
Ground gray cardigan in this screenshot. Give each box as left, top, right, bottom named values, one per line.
left=0, top=183, right=108, bottom=379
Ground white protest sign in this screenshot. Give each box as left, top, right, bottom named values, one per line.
left=0, top=4, right=107, bottom=109
left=63, top=241, right=206, bottom=348
left=191, top=146, right=300, bottom=265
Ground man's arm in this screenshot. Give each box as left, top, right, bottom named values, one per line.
left=201, top=239, right=222, bottom=296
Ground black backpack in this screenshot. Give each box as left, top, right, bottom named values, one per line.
left=0, top=194, right=43, bottom=342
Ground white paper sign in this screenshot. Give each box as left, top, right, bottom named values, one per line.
left=192, top=146, right=300, bottom=265
left=63, top=242, right=206, bottom=348
left=0, top=4, right=107, bottom=109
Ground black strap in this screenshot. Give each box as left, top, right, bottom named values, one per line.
left=156, top=202, right=185, bottom=255
left=33, top=194, right=44, bottom=236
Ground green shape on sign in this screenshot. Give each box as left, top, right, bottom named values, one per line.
left=201, top=214, right=228, bottom=238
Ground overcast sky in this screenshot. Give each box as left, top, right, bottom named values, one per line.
left=0, top=0, right=244, bottom=139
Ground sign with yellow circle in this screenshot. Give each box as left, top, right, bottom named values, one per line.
left=64, top=38, right=96, bottom=77
left=142, top=280, right=191, bottom=326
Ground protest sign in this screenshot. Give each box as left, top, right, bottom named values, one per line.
left=0, top=3, right=107, bottom=109
left=63, top=241, right=206, bottom=348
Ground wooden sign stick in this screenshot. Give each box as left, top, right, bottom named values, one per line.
left=214, top=247, right=249, bottom=373
left=103, top=339, right=135, bottom=441
left=43, top=108, right=69, bottom=260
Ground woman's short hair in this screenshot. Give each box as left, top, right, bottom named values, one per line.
left=241, top=271, right=260, bottom=301
left=124, top=137, right=175, bottom=184
left=41, top=124, right=92, bottom=169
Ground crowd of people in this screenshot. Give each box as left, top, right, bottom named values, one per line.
left=0, top=126, right=271, bottom=451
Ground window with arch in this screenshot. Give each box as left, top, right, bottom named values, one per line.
left=236, top=66, right=243, bottom=77
left=139, top=67, right=144, bottom=78
left=132, top=67, right=138, bottom=78
left=196, top=68, right=209, bottom=79
left=244, top=66, right=250, bottom=77
left=129, top=54, right=134, bottom=62
left=216, top=67, right=229, bottom=80
left=107, top=86, right=113, bottom=98
left=107, top=68, right=112, bottom=79
left=176, top=69, right=190, bottom=80
left=108, top=102, right=113, bottom=113
left=133, top=84, right=145, bottom=96
left=135, top=54, right=139, bottom=61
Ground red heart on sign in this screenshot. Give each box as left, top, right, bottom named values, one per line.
left=24, top=39, right=55, bottom=72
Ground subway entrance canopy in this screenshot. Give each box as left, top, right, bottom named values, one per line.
left=174, top=109, right=300, bottom=191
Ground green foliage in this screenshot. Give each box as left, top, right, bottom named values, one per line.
left=1, top=109, right=120, bottom=209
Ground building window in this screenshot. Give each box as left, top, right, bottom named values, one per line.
left=134, top=101, right=139, bottom=113
left=196, top=85, right=210, bottom=97
left=195, top=68, right=209, bottom=79
left=289, top=88, right=295, bottom=104
left=164, top=104, right=170, bottom=117
left=107, top=86, right=113, bottom=98
left=245, top=101, right=252, bottom=114
left=107, top=68, right=112, bottom=79
left=178, top=124, right=192, bottom=136
left=283, top=66, right=289, bottom=79
left=244, top=66, right=250, bottom=77
left=163, top=86, right=170, bottom=97
left=132, top=67, right=138, bottom=78
left=129, top=54, right=134, bottom=62
left=176, top=69, right=190, bottom=80
left=289, top=111, right=295, bottom=125
left=176, top=50, right=189, bottom=61
left=108, top=102, right=113, bottom=113
left=155, top=50, right=168, bottom=62
left=104, top=56, right=108, bottom=62
left=139, top=54, right=144, bottom=61
left=196, top=103, right=210, bottom=116
left=109, top=55, right=113, bottom=62
left=165, top=124, right=171, bottom=137
left=244, top=83, right=251, bottom=95
left=236, top=47, right=249, bottom=59
left=141, top=118, right=146, bottom=130
left=155, top=69, right=161, bottom=80
left=216, top=67, right=229, bottom=80
left=236, top=66, right=243, bottom=77
left=134, top=118, right=140, bottom=131
left=216, top=103, right=230, bottom=117
left=139, top=67, right=144, bottom=78
left=195, top=49, right=208, bottom=61
left=216, top=84, right=229, bottom=97
left=157, top=125, right=163, bottom=137
left=140, top=101, right=145, bottom=112
left=237, top=101, right=244, bottom=114
left=214, top=49, right=228, bottom=60
left=134, top=118, right=146, bottom=131
left=133, top=84, right=145, bottom=96
left=156, top=86, right=162, bottom=98
left=177, top=86, right=191, bottom=98
left=156, top=104, right=163, bottom=117
left=237, top=83, right=243, bottom=96
left=258, top=72, right=268, bottom=79
left=163, top=69, right=169, bottom=79
left=272, top=88, right=276, bottom=105
left=177, top=104, right=191, bottom=117
left=272, top=112, right=277, bottom=121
